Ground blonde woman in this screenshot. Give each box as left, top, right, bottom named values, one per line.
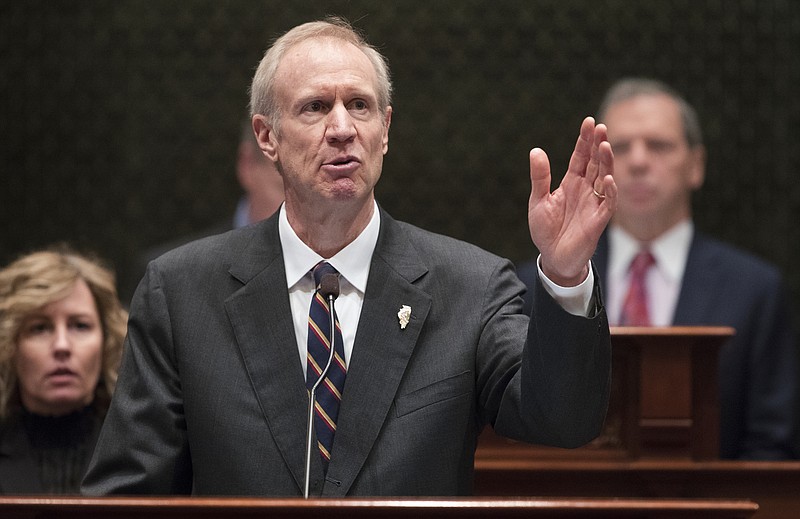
left=0, top=248, right=127, bottom=494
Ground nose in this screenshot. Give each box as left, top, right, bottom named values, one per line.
left=626, top=140, right=649, bottom=173
left=325, top=103, right=356, bottom=143
left=52, top=324, right=71, bottom=359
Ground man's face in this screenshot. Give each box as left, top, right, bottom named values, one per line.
left=604, top=93, right=704, bottom=234
left=259, top=38, right=391, bottom=212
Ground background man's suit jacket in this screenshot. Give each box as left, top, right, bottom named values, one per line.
left=518, top=230, right=798, bottom=459
left=82, top=208, right=611, bottom=496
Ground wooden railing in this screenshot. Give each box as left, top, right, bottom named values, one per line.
left=0, top=496, right=759, bottom=519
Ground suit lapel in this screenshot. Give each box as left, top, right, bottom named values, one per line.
left=325, top=212, right=432, bottom=496
left=224, top=217, right=316, bottom=493
left=673, top=233, right=721, bottom=324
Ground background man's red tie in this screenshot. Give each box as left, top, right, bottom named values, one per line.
left=619, top=250, right=656, bottom=326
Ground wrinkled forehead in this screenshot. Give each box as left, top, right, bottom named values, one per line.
left=274, top=37, right=379, bottom=95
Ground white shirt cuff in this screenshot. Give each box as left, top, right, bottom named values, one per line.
left=536, top=255, right=594, bottom=317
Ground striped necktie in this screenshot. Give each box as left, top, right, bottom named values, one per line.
left=306, top=261, right=347, bottom=469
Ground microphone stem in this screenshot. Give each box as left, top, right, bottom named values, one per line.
left=304, top=293, right=338, bottom=498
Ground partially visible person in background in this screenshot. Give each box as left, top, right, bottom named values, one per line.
left=127, top=118, right=285, bottom=303
left=0, top=247, right=127, bottom=493
left=233, top=118, right=286, bottom=228
left=517, top=77, right=798, bottom=460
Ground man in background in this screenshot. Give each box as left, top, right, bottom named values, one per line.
left=518, top=77, right=798, bottom=459
left=232, top=119, right=286, bottom=228
left=127, top=120, right=284, bottom=302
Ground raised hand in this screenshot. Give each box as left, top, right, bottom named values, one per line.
left=528, top=116, right=617, bottom=287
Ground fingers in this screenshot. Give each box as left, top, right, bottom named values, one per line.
left=586, top=123, right=609, bottom=185
left=591, top=139, right=614, bottom=192
left=593, top=140, right=617, bottom=210
left=529, top=147, right=552, bottom=203
left=565, top=117, right=596, bottom=180
left=595, top=171, right=618, bottom=211
left=565, top=117, right=612, bottom=184
left=530, top=116, right=614, bottom=206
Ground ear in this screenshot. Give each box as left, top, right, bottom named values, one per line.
left=252, top=115, right=279, bottom=163
left=688, top=144, right=706, bottom=191
left=382, top=106, right=392, bottom=155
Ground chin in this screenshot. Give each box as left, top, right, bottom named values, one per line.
left=328, top=183, right=365, bottom=200
left=44, top=394, right=93, bottom=412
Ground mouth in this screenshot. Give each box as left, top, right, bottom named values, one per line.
left=623, top=183, right=654, bottom=199
left=47, top=367, right=77, bottom=378
left=322, top=155, right=360, bottom=174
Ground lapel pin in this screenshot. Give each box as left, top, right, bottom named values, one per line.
left=398, top=305, right=411, bottom=329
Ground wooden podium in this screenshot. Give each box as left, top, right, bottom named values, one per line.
left=477, top=326, right=734, bottom=462
left=607, top=326, right=733, bottom=460
left=475, top=326, right=800, bottom=519
left=0, top=496, right=759, bottom=519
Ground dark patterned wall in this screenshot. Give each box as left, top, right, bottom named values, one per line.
left=2, top=1, right=800, bottom=324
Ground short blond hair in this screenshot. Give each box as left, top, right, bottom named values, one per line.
left=0, top=247, right=128, bottom=419
left=249, top=16, right=393, bottom=135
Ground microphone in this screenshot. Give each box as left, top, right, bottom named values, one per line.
left=319, top=273, right=340, bottom=301
left=304, top=272, right=340, bottom=498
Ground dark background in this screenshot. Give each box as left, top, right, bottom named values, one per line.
left=2, top=0, right=799, bottom=328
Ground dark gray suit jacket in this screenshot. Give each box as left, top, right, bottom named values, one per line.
left=82, top=208, right=611, bottom=496
left=518, top=230, right=798, bottom=459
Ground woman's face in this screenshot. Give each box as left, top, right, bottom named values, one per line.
left=15, top=279, right=103, bottom=416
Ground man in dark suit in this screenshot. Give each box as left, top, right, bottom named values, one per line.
left=82, top=18, right=617, bottom=496
left=518, top=78, right=798, bottom=459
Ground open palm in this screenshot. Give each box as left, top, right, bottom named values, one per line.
left=528, top=117, right=617, bottom=287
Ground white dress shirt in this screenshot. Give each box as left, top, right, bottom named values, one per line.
left=280, top=202, right=380, bottom=372
left=279, top=201, right=595, bottom=378
left=606, top=220, right=693, bottom=326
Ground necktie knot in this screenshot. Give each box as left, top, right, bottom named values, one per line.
left=630, top=250, right=655, bottom=276
left=313, top=261, right=339, bottom=288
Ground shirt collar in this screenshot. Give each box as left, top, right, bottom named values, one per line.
left=279, top=201, right=381, bottom=293
left=608, top=220, right=693, bottom=282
